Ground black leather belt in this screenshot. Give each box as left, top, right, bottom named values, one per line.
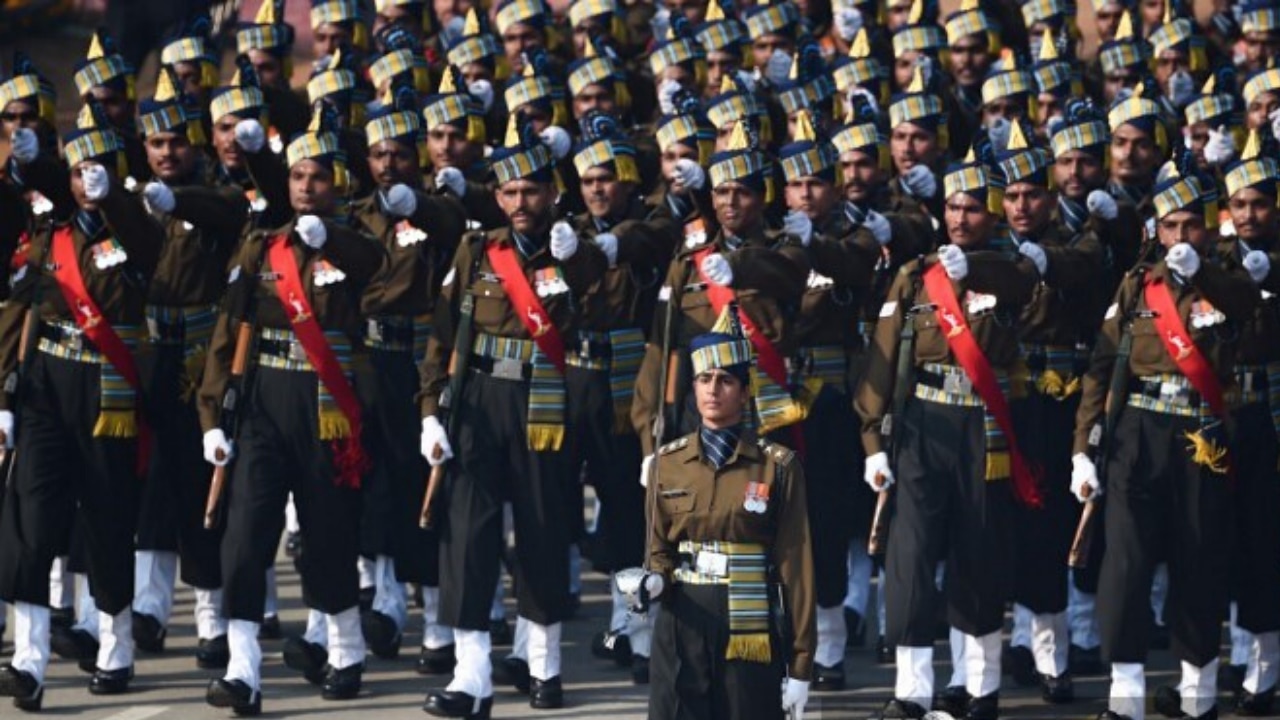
left=1128, top=377, right=1200, bottom=406
left=39, top=323, right=98, bottom=352
left=572, top=334, right=612, bottom=361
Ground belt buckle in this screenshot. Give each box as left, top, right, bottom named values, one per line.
left=366, top=318, right=383, bottom=343
left=694, top=551, right=729, bottom=578
left=66, top=328, right=83, bottom=353
left=1158, top=381, right=1184, bottom=405
left=288, top=341, right=309, bottom=363
left=1243, top=372, right=1255, bottom=394
left=943, top=373, right=972, bottom=395
left=492, top=357, right=523, bottom=380
left=580, top=336, right=591, bottom=360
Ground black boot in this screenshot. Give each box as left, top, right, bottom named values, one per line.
left=529, top=676, right=563, bottom=709
left=0, top=664, right=43, bottom=712
left=321, top=663, right=363, bottom=700
left=88, top=666, right=132, bottom=695
left=1069, top=644, right=1103, bottom=675
left=416, top=644, right=457, bottom=675
left=965, top=691, right=999, bottom=720
left=132, top=611, right=166, bottom=653
left=1004, top=645, right=1037, bottom=687
left=845, top=607, right=867, bottom=647
left=878, top=698, right=928, bottom=719
left=1097, top=712, right=1135, bottom=720
left=590, top=629, right=631, bottom=667
left=1041, top=673, right=1075, bottom=704
left=361, top=610, right=402, bottom=660
left=1154, top=685, right=1182, bottom=718
left=1237, top=686, right=1276, bottom=716
left=631, top=655, right=649, bottom=685
left=197, top=635, right=231, bottom=670
left=423, top=689, right=493, bottom=719
left=257, top=615, right=281, bottom=641
left=207, top=678, right=262, bottom=716
left=492, top=655, right=530, bottom=694
left=935, top=686, right=971, bottom=716
left=813, top=661, right=845, bottom=691
left=50, top=625, right=98, bottom=673
left=281, top=636, right=329, bottom=685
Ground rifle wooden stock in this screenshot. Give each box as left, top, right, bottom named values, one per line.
left=203, top=321, right=254, bottom=529
left=1068, top=499, right=1097, bottom=569
left=867, top=476, right=891, bottom=557
left=17, top=309, right=33, bottom=364
left=419, top=449, right=446, bottom=529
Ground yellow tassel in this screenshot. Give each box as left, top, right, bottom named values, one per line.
left=694, top=59, right=708, bottom=92
left=116, top=152, right=129, bottom=180
left=93, top=410, right=138, bottom=438
left=937, top=123, right=949, bottom=151
left=615, top=155, right=640, bottom=184
left=527, top=424, right=565, bottom=451
left=985, top=450, right=1011, bottom=481
left=182, top=345, right=208, bottom=402
left=353, top=22, right=369, bottom=51
left=725, top=634, right=773, bottom=663
left=201, top=61, right=219, bottom=89
left=467, top=114, right=487, bottom=144
left=1036, top=369, right=1066, bottom=398
left=187, top=120, right=207, bottom=147
left=552, top=100, right=569, bottom=129
left=1183, top=430, right=1229, bottom=474
left=615, top=81, right=632, bottom=115
left=319, top=408, right=352, bottom=440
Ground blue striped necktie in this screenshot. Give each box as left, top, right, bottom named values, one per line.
left=1058, top=196, right=1088, bottom=235
left=700, top=425, right=741, bottom=470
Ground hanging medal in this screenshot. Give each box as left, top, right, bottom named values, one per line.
left=743, top=481, right=770, bottom=514
left=395, top=220, right=428, bottom=247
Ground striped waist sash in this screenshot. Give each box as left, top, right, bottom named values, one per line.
left=675, top=540, right=772, bottom=665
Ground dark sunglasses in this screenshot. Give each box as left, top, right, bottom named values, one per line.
left=1, top=111, right=38, bottom=123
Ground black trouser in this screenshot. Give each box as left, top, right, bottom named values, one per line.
left=1230, top=401, right=1280, bottom=634
left=220, top=366, right=362, bottom=620
left=649, top=583, right=786, bottom=720
left=885, top=397, right=1016, bottom=646
left=360, top=348, right=439, bottom=586
left=1011, top=389, right=1079, bottom=615
left=0, top=351, right=140, bottom=614
left=437, top=370, right=573, bottom=629
left=1098, top=407, right=1231, bottom=666
left=566, top=364, right=644, bottom=573
left=135, top=343, right=222, bottom=590
left=798, top=385, right=862, bottom=609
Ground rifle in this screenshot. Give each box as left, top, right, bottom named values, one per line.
left=419, top=290, right=475, bottom=529
left=868, top=258, right=926, bottom=557
left=2, top=227, right=55, bottom=481
left=1068, top=242, right=1156, bottom=567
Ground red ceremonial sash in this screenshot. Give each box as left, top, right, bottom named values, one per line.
left=1143, top=275, right=1233, bottom=476
left=692, top=247, right=788, bottom=388
left=50, top=226, right=151, bottom=473
left=485, top=241, right=567, bottom=374
left=923, top=264, right=1042, bottom=508
left=268, top=234, right=367, bottom=488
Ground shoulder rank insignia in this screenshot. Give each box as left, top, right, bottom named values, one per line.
left=758, top=438, right=795, bottom=465
left=659, top=437, right=690, bottom=455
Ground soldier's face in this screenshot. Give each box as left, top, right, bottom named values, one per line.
left=461, top=62, right=494, bottom=87
left=1002, top=182, right=1055, bottom=236
left=1184, top=122, right=1211, bottom=171
left=886, top=2, right=912, bottom=31
left=712, top=182, right=765, bottom=236
left=375, top=5, right=426, bottom=42
left=213, top=115, right=246, bottom=171
left=948, top=35, right=991, bottom=89
left=1110, top=124, right=1161, bottom=186
left=71, top=160, right=114, bottom=211
left=289, top=159, right=338, bottom=215
left=695, top=369, right=747, bottom=428
left=841, top=150, right=886, bottom=203
left=88, top=86, right=134, bottom=132
left=1153, top=50, right=1189, bottom=94
left=890, top=122, right=939, bottom=174
left=1156, top=210, right=1208, bottom=251
left=666, top=0, right=707, bottom=25
left=434, top=0, right=474, bottom=27
left=893, top=51, right=921, bottom=92
left=1139, top=0, right=1164, bottom=36
left=172, top=61, right=206, bottom=102
left=706, top=52, right=741, bottom=97
left=2, top=99, right=41, bottom=138
left=945, top=193, right=996, bottom=247
left=1053, top=150, right=1105, bottom=201
left=751, top=34, right=793, bottom=69
left=314, top=22, right=353, bottom=59
left=1244, top=32, right=1280, bottom=74
left=1103, top=71, right=1138, bottom=103
left=1248, top=92, right=1280, bottom=133
left=144, top=131, right=198, bottom=184
left=247, top=49, right=287, bottom=90
left=982, top=98, right=1025, bottom=126
left=503, top=23, right=544, bottom=67
left=581, top=166, right=632, bottom=220
left=1229, top=188, right=1279, bottom=243
left=661, top=145, right=699, bottom=184
left=1035, top=94, right=1063, bottom=138
left=572, top=84, right=617, bottom=119
left=495, top=178, right=556, bottom=235
left=427, top=124, right=478, bottom=172
left=659, top=66, right=698, bottom=98
left=785, top=176, right=838, bottom=221
left=1095, top=5, right=1124, bottom=43
left=368, top=140, right=421, bottom=189
left=571, top=20, right=605, bottom=57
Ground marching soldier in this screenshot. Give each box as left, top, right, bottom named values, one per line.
left=424, top=66, right=505, bottom=230
left=234, top=0, right=314, bottom=146
left=644, top=331, right=815, bottom=720
left=72, top=30, right=149, bottom=187
left=353, top=88, right=464, bottom=665
left=568, top=115, right=679, bottom=679
left=418, top=114, right=607, bottom=717
left=130, top=71, right=244, bottom=668
left=199, top=111, right=384, bottom=715
left=1106, top=81, right=1169, bottom=216
left=1070, top=155, right=1260, bottom=720
left=1216, top=131, right=1280, bottom=716
left=857, top=141, right=1041, bottom=720
left=0, top=102, right=165, bottom=708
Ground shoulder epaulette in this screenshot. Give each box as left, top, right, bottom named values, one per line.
left=757, top=438, right=795, bottom=466
left=659, top=436, right=690, bottom=455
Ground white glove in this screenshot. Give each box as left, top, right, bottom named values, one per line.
left=834, top=7, right=863, bottom=41
left=435, top=166, right=467, bottom=197
left=863, top=451, right=894, bottom=491
left=143, top=181, right=176, bottom=214
left=1086, top=189, right=1118, bottom=220
left=1166, top=242, right=1201, bottom=278
left=1244, top=250, right=1271, bottom=284
left=764, top=49, right=791, bottom=86
left=203, top=428, right=234, bottom=467
left=783, top=210, right=813, bottom=247
left=649, top=7, right=671, bottom=43
left=10, top=127, right=38, bottom=164
left=467, top=79, right=495, bottom=113
left=658, top=78, right=683, bottom=116
left=1070, top=453, right=1101, bottom=503
left=671, top=158, right=706, bottom=193
left=864, top=210, right=891, bottom=245
left=550, top=221, right=579, bottom=260
left=594, top=232, right=618, bottom=266
left=846, top=86, right=879, bottom=117
left=234, top=118, right=266, bottom=153
left=420, top=416, right=453, bottom=466
left=987, top=116, right=1012, bottom=154
left=640, top=454, right=653, bottom=487
left=782, top=678, right=810, bottom=720
left=900, top=164, right=937, bottom=200
left=540, top=126, right=572, bottom=161
left=81, top=162, right=110, bottom=202
left=643, top=572, right=664, bottom=601
left=1203, top=125, right=1237, bottom=167
left=295, top=214, right=327, bottom=249
left=1019, top=241, right=1048, bottom=276
left=938, top=244, right=968, bottom=280
left=0, top=409, right=13, bottom=450
left=1168, top=70, right=1196, bottom=107
left=1271, top=109, right=1280, bottom=147
left=700, top=252, right=733, bottom=286
left=382, top=183, right=418, bottom=218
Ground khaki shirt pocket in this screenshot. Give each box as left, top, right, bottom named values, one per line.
left=658, top=486, right=696, bottom=514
